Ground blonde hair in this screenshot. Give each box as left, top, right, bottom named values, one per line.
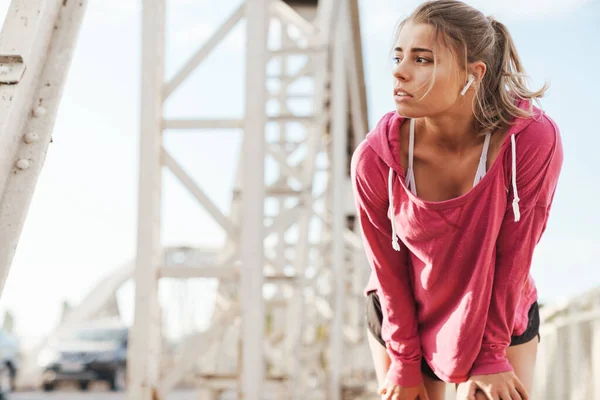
left=393, top=0, right=548, bottom=133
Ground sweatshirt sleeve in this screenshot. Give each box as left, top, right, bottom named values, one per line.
left=351, top=141, right=423, bottom=387
left=471, top=116, right=564, bottom=376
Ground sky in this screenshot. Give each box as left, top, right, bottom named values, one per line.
left=0, top=0, right=598, bottom=343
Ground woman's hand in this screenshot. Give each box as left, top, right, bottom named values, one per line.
left=456, top=371, right=528, bottom=400
left=379, top=379, right=430, bottom=400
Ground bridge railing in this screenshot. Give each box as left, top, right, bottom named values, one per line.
left=533, top=293, right=600, bottom=399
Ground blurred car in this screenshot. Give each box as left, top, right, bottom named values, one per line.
left=38, top=319, right=128, bottom=391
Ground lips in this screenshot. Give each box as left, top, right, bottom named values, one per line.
left=394, top=88, right=413, bottom=97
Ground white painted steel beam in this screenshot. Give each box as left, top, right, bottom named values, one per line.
left=239, top=0, right=269, bottom=399
left=271, top=0, right=319, bottom=37
left=126, top=1, right=166, bottom=399
left=163, top=119, right=244, bottom=130
left=163, top=149, right=238, bottom=238
left=0, top=0, right=88, bottom=298
left=164, top=4, right=245, bottom=98
left=158, top=266, right=238, bottom=280
left=329, top=0, right=349, bottom=398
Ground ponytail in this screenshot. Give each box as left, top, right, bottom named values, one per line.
left=474, top=17, right=549, bottom=132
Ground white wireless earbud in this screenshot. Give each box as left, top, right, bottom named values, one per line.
left=460, top=74, right=475, bottom=96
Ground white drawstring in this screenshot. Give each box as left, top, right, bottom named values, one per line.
left=388, top=168, right=401, bottom=251
left=406, top=119, right=417, bottom=195
left=511, top=134, right=521, bottom=222
left=386, top=132, right=519, bottom=253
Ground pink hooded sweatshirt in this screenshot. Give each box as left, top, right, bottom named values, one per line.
left=350, top=100, right=563, bottom=386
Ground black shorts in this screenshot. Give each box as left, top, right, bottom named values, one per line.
left=365, top=290, right=540, bottom=382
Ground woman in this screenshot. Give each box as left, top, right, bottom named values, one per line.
left=350, top=1, right=563, bottom=399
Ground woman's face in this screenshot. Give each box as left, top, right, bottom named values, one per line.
left=391, top=22, right=466, bottom=118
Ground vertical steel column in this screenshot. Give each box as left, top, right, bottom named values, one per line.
left=329, top=0, right=348, bottom=398
left=240, top=0, right=269, bottom=398
left=127, top=1, right=165, bottom=399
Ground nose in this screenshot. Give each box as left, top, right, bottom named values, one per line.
left=392, top=60, right=409, bottom=82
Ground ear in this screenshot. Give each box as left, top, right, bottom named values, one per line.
left=469, top=61, right=487, bottom=84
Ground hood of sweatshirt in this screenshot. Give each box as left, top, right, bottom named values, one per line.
left=364, top=98, right=540, bottom=251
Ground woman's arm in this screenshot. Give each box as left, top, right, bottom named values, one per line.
left=351, top=141, right=423, bottom=387
left=471, top=117, right=563, bottom=376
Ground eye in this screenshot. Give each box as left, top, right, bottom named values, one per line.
left=392, top=56, right=402, bottom=65
left=416, top=57, right=431, bottom=64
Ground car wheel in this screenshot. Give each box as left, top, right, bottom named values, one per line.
left=6, top=364, right=15, bottom=393
left=78, top=380, right=90, bottom=391
left=43, top=382, right=55, bottom=391
left=110, top=364, right=126, bottom=391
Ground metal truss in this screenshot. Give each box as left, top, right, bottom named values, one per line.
left=128, top=0, right=371, bottom=399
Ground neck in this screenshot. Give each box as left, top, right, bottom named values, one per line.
left=420, top=96, right=481, bottom=151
